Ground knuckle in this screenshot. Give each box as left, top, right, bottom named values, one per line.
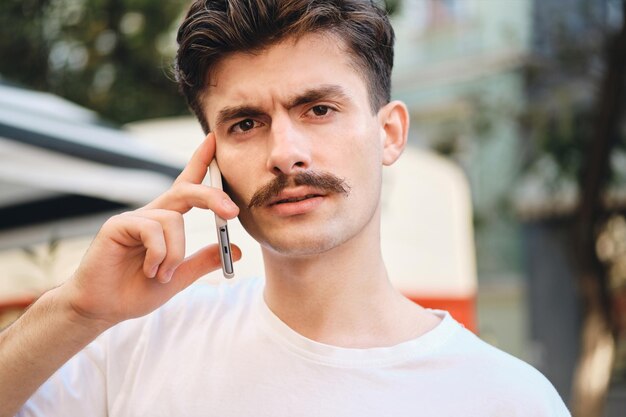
left=167, top=211, right=185, bottom=228
left=169, top=182, right=187, bottom=199
left=149, top=245, right=168, bottom=261
left=143, top=218, right=163, bottom=234
left=102, top=213, right=126, bottom=229
left=153, top=209, right=185, bottom=229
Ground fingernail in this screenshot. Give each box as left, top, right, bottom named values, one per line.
left=149, top=265, right=158, bottom=278
left=161, top=268, right=174, bottom=283
left=223, top=199, right=238, bottom=211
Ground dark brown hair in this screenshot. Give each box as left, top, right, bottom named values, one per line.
left=175, top=0, right=395, bottom=133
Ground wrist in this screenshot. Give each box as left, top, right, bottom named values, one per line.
left=50, top=283, right=115, bottom=337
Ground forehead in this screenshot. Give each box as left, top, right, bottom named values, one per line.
left=202, top=33, right=370, bottom=124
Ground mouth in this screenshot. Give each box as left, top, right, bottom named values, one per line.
left=270, top=194, right=323, bottom=206
left=264, top=188, right=327, bottom=216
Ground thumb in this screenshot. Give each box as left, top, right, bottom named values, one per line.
left=170, top=243, right=242, bottom=290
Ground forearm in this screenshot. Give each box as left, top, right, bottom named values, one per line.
left=0, top=285, right=111, bottom=417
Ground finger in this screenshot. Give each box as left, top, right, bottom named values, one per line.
left=139, top=221, right=167, bottom=279
left=106, top=215, right=167, bottom=278
left=144, top=182, right=239, bottom=218
left=174, top=132, right=216, bottom=185
left=131, top=210, right=186, bottom=283
left=169, top=243, right=242, bottom=290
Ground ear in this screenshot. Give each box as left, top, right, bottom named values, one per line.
left=378, top=100, right=409, bottom=166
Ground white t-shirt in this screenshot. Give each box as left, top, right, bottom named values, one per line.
left=19, top=278, right=571, bottom=417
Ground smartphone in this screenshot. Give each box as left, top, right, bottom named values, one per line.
left=209, top=159, right=234, bottom=278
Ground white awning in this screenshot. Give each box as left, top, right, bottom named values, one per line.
left=0, top=82, right=183, bottom=249
left=0, top=138, right=174, bottom=207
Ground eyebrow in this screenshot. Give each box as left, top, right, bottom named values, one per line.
left=286, top=84, right=350, bottom=108
left=215, top=106, right=266, bottom=129
left=214, top=84, right=350, bottom=129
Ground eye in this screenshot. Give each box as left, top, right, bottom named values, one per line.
left=303, top=104, right=336, bottom=121
left=310, top=105, right=330, bottom=116
left=230, top=118, right=259, bottom=134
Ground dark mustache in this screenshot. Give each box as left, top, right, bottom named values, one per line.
left=248, top=171, right=350, bottom=208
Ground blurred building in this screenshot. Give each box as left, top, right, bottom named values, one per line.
left=390, top=0, right=625, bottom=411
left=391, top=0, right=532, bottom=368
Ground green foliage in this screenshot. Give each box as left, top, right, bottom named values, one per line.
left=520, top=91, right=594, bottom=182
left=519, top=0, right=626, bottom=185
left=383, top=0, right=401, bottom=16
left=0, top=0, right=190, bottom=124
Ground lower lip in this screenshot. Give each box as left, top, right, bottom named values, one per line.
left=268, top=196, right=324, bottom=216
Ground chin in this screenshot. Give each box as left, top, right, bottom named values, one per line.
left=260, top=232, right=346, bottom=257
left=237, top=198, right=377, bottom=259
left=241, top=215, right=351, bottom=258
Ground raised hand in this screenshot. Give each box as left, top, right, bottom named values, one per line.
left=61, top=132, right=241, bottom=326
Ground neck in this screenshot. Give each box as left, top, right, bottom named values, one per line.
left=261, top=206, right=439, bottom=348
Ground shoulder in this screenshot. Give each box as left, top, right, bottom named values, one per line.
left=438, top=320, right=570, bottom=416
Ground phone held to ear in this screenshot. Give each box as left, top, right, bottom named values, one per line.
left=209, top=159, right=234, bottom=278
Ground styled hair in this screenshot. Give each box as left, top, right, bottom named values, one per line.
left=175, top=0, right=395, bottom=133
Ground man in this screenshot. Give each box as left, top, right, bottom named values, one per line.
left=2, top=1, right=570, bottom=416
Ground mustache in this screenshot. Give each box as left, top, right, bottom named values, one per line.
left=247, top=171, right=350, bottom=209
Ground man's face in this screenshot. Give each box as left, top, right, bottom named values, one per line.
left=204, top=33, right=387, bottom=256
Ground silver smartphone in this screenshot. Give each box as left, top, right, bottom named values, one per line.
left=209, top=159, right=234, bottom=278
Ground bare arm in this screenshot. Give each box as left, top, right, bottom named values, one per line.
left=0, top=286, right=109, bottom=417
left=0, top=133, right=240, bottom=417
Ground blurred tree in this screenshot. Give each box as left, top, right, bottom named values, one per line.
left=521, top=0, right=626, bottom=415
left=0, top=0, right=189, bottom=124
left=571, top=1, right=626, bottom=414
left=383, top=0, right=401, bottom=15
left=0, top=0, right=399, bottom=125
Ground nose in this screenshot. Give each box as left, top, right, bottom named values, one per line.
left=266, top=116, right=312, bottom=176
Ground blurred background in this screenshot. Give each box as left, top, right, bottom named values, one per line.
left=0, top=0, right=625, bottom=416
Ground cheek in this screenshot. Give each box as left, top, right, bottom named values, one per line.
left=333, top=125, right=382, bottom=175
left=216, top=147, right=256, bottom=204
left=339, top=131, right=384, bottom=202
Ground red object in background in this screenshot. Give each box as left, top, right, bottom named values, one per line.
left=0, top=296, right=37, bottom=328
left=1, top=294, right=479, bottom=335
left=405, top=294, right=477, bottom=334
left=0, top=296, right=36, bottom=312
